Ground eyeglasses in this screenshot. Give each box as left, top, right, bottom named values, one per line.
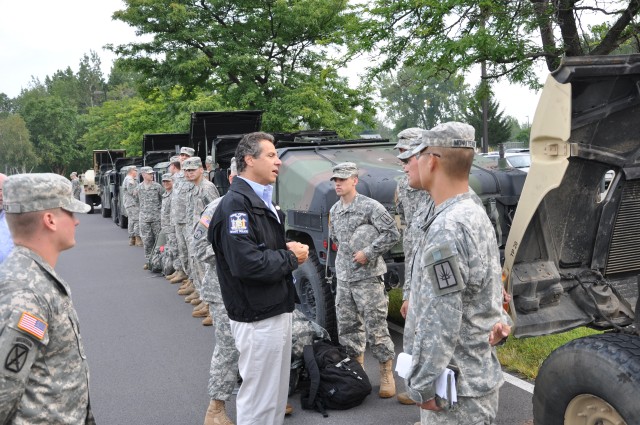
left=415, top=149, right=441, bottom=160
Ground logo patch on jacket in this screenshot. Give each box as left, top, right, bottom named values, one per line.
left=17, top=312, right=48, bottom=340
left=229, top=212, right=249, bottom=234
left=5, top=343, right=29, bottom=373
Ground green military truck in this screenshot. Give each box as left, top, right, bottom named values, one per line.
left=82, top=149, right=126, bottom=214
left=272, top=131, right=527, bottom=340
left=503, top=54, right=640, bottom=424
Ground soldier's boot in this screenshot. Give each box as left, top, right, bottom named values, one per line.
left=285, top=403, right=293, bottom=415
left=179, top=279, right=191, bottom=290
left=129, top=237, right=136, bottom=246
left=193, top=303, right=209, bottom=318
left=396, top=391, right=415, bottom=405
left=190, top=296, right=203, bottom=306
left=178, top=283, right=194, bottom=296
left=165, top=271, right=177, bottom=280
left=143, top=263, right=149, bottom=270
left=354, top=354, right=365, bottom=370
left=202, top=315, right=213, bottom=326
left=203, top=399, right=234, bottom=425
left=379, top=360, right=396, bottom=398
left=185, top=291, right=199, bottom=303
left=169, top=270, right=187, bottom=284
left=135, top=236, right=143, bottom=247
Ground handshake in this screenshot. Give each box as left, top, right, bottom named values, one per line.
left=286, top=241, right=309, bottom=265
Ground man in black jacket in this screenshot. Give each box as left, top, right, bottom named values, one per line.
left=210, top=132, right=308, bottom=425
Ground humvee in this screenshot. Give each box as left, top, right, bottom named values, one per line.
left=502, top=54, right=640, bottom=424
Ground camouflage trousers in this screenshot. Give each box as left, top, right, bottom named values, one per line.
left=174, top=223, right=191, bottom=276
left=335, top=276, right=395, bottom=362
left=140, top=220, right=161, bottom=260
left=203, top=264, right=239, bottom=400
left=126, top=206, right=140, bottom=238
left=419, top=387, right=499, bottom=425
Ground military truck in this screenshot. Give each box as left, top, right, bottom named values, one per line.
left=272, top=131, right=527, bottom=339
left=82, top=149, right=126, bottom=214
left=502, top=54, right=640, bottom=424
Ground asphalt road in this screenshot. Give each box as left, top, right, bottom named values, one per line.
left=56, top=210, right=535, bottom=425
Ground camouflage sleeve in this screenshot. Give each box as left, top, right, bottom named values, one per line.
left=406, top=240, right=463, bottom=404
left=361, top=201, right=400, bottom=261
left=0, top=290, right=50, bottom=421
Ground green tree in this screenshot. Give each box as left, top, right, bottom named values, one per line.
left=377, top=67, right=471, bottom=135
left=0, top=114, right=39, bottom=173
left=0, top=93, right=14, bottom=118
left=464, top=86, right=511, bottom=149
left=354, top=0, right=640, bottom=88
left=109, top=0, right=374, bottom=136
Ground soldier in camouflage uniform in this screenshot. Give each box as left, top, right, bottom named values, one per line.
left=160, top=172, right=176, bottom=277
left=404, top=122, right=504, bottom=425
left=164, top=157, right=182, bottom=281
left=138, top=166, right=164, bottom=268
left=193, top=158, right=238, bottom=424
left=0, top=173, right=95, bottom=424
left=123, top=165, right=142, bottom=247
left=70, top=172, right=81, bottom=200
left=329, top=162, right=400, bottom=399
left=169, top=147, right=194, bottom=284
left=181, top=157, right=220, bottom=311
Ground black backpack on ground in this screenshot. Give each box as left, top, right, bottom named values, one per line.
left=301, top=339, right=372, bottom=417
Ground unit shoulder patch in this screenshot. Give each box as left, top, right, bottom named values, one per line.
left=425, top=245, right=464, bottom=296
left=228, top=212, right=249, bottom=235
left=374, top=210, right=395, bottom=227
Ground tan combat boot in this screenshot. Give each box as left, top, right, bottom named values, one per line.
left=202, top=315, right=213, bottom=326
left=354, top=354, right=365, bottom=370
left=190, top=297, right=203, bottom=306
left=135, top=236, right=143, bottom=247
left=193, top=304, right=209, bottom=318
left=165, top=271, right=177, bottom=280
left=178, top=283, right=195, bottom=296
left=185, top=291, right=199, bottom=303
left=379, top=359, right=396, bottom=398
left=396, top=391, right=415, bottom=405
left=285, top=403, right=293, bottom=415
left=129, top=237, right=136, bottom=246
left=170, top=270, right=188, bottom=284
left=203, top=399, right=234, bottom=425
left=143, top=263, right=149, bottom=270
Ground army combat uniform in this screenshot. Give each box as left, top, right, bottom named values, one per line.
left=138, top=169, right=164, bottom=261
left=160, top=176, right=176, bottom=276
left=171, top=171, right=193, bottom=278
left=329, top=192, right=399, bottom=362
left=123, top=170, right=140, bottom=240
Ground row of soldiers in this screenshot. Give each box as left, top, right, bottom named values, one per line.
left=120, top=148, right=220, bottom=325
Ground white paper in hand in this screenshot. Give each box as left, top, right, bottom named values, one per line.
left=435, top=368, right=457, bottom=403
left=395, top=352, right=412, bottom=379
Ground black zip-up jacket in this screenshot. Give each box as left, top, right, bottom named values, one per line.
left=209, top=177, right=299, bottom=322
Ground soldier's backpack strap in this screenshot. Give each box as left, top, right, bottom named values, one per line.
left=301, top=344, right=328, bottom=417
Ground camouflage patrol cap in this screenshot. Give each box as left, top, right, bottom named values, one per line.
left=349, top=224, right=379, bottom=253
left=394, top=127, right=424, bottom=150
left=70, top=171, right=77, bottom=177
left=412, top=122, right=476, bottom=155
left=205, top=155, right=213, bottom=165
left=169, top=155, right=180, bottom=163
left=4, top=173, right=91, bottom=214
left=140, top=166, right=154, bottom=174
left=182, top=156, right=202, bottom=170
left=179, top=147, right=195, bottom=157
left=162, top=173, right=173, bottom=182
left=330, top=162, right=358, bottom=180
left=397, top=133, right=427, bottom=160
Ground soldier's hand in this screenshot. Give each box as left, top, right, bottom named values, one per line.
left=400, top=300, right=409, bottom=319
left=287, top=242, right=309, bottom=265
left=489, top=322, right=511, bottom=346
left=353, top=250, right=368, bottom=265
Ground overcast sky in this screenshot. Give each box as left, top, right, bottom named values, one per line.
left=0, top=0, right=540, bottom=125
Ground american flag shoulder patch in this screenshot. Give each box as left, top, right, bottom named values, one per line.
left=17, top=312, right=48, bottom=341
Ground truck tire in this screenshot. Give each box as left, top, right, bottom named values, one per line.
left=111, top=198, right=118, bottom=224
left=85, top=197, right=95, bottom=214
left=118, top=209, right=128, bottom=229
left=533, top=333, right=640, bottom=425
left=101, top=202, right=111, bottom=218
left=293, top=251, right=338, bottom=342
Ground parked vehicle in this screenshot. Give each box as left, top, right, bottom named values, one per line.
left=502, top=54, right=640, bottom=424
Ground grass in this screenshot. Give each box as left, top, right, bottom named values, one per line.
left=387, top=287, right=602, bottom=381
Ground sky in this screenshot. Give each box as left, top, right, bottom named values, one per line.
left=0, top=0, right=541, bottom=126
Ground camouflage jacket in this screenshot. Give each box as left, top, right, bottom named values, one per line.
left=71, top=179, right=81, bottom=199
left=329, top=193, right=400, bottom=282
left=193, top=197, right=222, bottom=266
left=186, top=178, right=220, bottom=229
left=138, top=181, right=163, bottom=223
left=403, top=192, right=504, bottom=402
left=122, top=175, right=139, bottom=209
left=0, top=247, right=94, bottom=424
left=170, top=172, right=192, bottom=225
left=161, top=190, right=172, bottom=231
